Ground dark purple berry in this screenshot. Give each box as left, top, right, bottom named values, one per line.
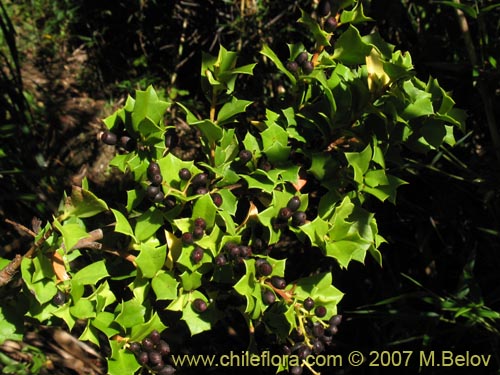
left=287, top=196, right=301, bottom=212
left=321, top=334, right=333, bottom=345
left=258, top=159, right=272, bottom=172
left=193, top=226, right=204, bottom=240
left=149, top=330, right=161, bottom=344
left=297, top=345, right=312, bottom=359
left=278, top=207, right=292, bottom=220
left=290, top=366, right=303, bottom=375
left=211, top=193, right=223, bottom=207
left=158, top=340, right=170, bottom=355
left=326, top=324, right=338, bottom=335
left=303, top=297, right=314, bottom=311
left=239, top=246, right=251, bottom=258
left=192, top=298, right=207, bottom=313
left=238, top=149, right=252, bottom=163
left=128, top=342, right=141, bottom=353
left=270, top=276, right=286, bottom=289
left=148, top=162, right=161, bottom=177
left=282, top=345, right=292, bottom=355
left=315, top=305, right=327, bottom=318
left=150, top=173, right=163, bottom=186
left=292, top=211, right=307, bottom=226
left=295, top=51, right=308, bottom=65
left=194, top=217, right=206, bottom=230
left=312, top=339, right=325, bottom=354
left=147, top=185, right=160, bottom=199
left=324, top=16, right=338, bottom=32
left=229, top=245, right=241, bottom=259
left=329, top=314, right=342, bottom=326
left=192, top=173, right=208, bottom=186
left=149, top=350, right=163, bottom=365
left=215, top=253, right=227, bottom=266
left=318, top=0, right=331, bottom=17
left=257, top=260, right=273, bottom=276
left=142, top=337, right=154, bottom=351
left=262, top=290, right=276, bottom=305
left=191, top=247, right=204, bottom=263
left=182, top=232, right=194, bottom=245
left=120, top=136, right=136, bottom=151
left=101, top=131, right=117, bottom=145
left=312, top=323, right=325, bottom=337
left=153, top=191, right=164, bottom=203
left=286, top=61, right=299, bottom=73
left=165, top=196, right=176, bottom=208
left=52, top=290, right=66, bottom=305
left=195, top=186, right=209, bottom=195
left=137, top=351, right=149, bottom=365
left=179, top=168, right=191, bottom=181
left=157, top=365, right=176, bottom=375
left=302, top=61, right=314, bottom=75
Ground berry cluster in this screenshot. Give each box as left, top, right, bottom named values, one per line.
left=147, top=161, right=165, bottom=203
left=214, top=242, right=253, bottom=272
left=100, top=131, right=136, bottom=151
left=180, top=218, right=209, bottom=264
left=284, top=314, right=343, bottom=375
left=273, top=196, right=307, bottom=230
left=128, top=330, right=175, bottom=375
left=317, top=0, right=338, bottom=32
left=286, top=51, right=313, bottom=75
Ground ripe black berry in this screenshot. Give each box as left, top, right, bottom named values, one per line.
left=312, top=323, right=324, bottom=337
left=158, top=340, right=170, bottom=355
left=191, top=247, right=204, bottom=264
left=257, top=260, right=273, bottom=276
left=153, top=191, right=164, bottom=203
left=215, top=253, right=227, bottom=266
left=278, top=207, right=292, bottom=220
left=329, top=314, right=342, bottom=326
left=194, top=217, right=207, bottom=230
left=211, top=193, right=223, bottom=207
left=149, top=329, right=161, bottom=344
left=287, top=196, right=301, bottom=212
left=326, top=324, right=338, bottom=335
left=129, top=342, right=141, bottom=353
left=192, top=298, right=208, bottom=313
left=295, top=51, right=308, bottom=65
left=193, top=226, right=204, bottom=240
left=286, top=61, right=299, bottom=73
left=101, top=131, right=117, bottom=145
left=302, top=61, right=314, bottom=75
left=120, top=136, right=136, bottom=151
left=324, top=16, right=338, bottom=32
left=292, top=211, right=307, bottom=226
left=304, top=297, right=314, bottom=311
left=192, top=173, right=208, bottom=186
left=148, top=162, right=161, bottom=177
left=228, top=244, right=241, bottom=259
left=258, top=159, right=272, bottom=172
left=270, top=276, right=286, bottom=289
left=149, top=350, right=163, bottom=365
left=262, top=290, right=276, bottom=305
left=317, top=0, right=331, bottom=17
left=150, top=173, right=163, bottom=186
left=165, top=196, right=176, bottom=209
left=312, top=338, right=325, bottom=354
left=297, top=345, right=312, bottom=359
left=142, top=337, right=154, bottom=351
left=239, top=246, right=251, bottom=258
left=138, top=351, right=149, bottom=365
left=182, top=232, right=194, bottom=245
left=179, top=168, right=191, bottom=181
left=147, top=185, right=160, bottom=199
left=52, top=290, right=66, bottom=305
left=157, top=365, right=176, bottom=375
left=238, top=149, right=252, bottom=163
left=290, top=366, right=303, bottom=375
left=315, top=305, right=327, bottom=318
left=195, top=186, right=208, bottom=195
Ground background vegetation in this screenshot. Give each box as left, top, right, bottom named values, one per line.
left=1, top=0, right=500, bottom=374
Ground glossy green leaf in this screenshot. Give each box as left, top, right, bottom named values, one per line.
left=340, top=1, right=374, bottom=24
left=261, top=44, right=296, bottom=85
left=131, top=85, right=169, bottom=131
left=111, top=209, right=136, bottom=241
left=64, top=186, right=108, bottom=219
left=217, top=97, right=252, bottom=124
left=108, top=340, right=141, bottom=375
left=72, top=260, right=109, bottom=285
left=136, top=243, right=166, bottom=278
left=134, top=207, right=164, bottom=242
left=114, top=299, right=146, bottom=329
left=151, top=270, right=179, bottom=300
left=332, top=25, right=372, bottom=65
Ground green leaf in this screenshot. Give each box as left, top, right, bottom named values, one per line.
left=192, top=194, right=217, bottom=230
left=136, top=243, right=166, bottom=278
left=261, top=44, right=296, bottom=85
left=134, top=207, right=164, bottom=242
left=70, top=299, right=96, bottom=319
left=72, top=260, right=109, bottom=285
left=111, top=209, right=136, bottom=241
left=298, top=9, right=331, bottom=46
left=115, top=299, right=146, bottom=329
left=345, top=144, right=372, bottom=184
left=431, top=0, right=477, bottom=18
left=131, top=85, right=169, bottom=132
left=151, top=270, right=179, bottom=300
left=64, top=186, right=108, bottom=219
left=181, top=291, right=215, bottom=335
left=332, top=25, right=372, bottom=65
left=179, top=270, right=203, bottom=291
left=108, top=340, right=141, bottom=375
left=130, top=313, right=167, bottom=341
left=340, top=1, right=374, bottom=24
left=53, top=221, right=89, bottom=252
left=217, top=97, right=252, bottom=124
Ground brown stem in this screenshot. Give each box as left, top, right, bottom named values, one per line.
left=5, top=218, right=36, bottom=237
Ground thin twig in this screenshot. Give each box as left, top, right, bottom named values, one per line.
left=5, top=218, right=36, bottom=237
